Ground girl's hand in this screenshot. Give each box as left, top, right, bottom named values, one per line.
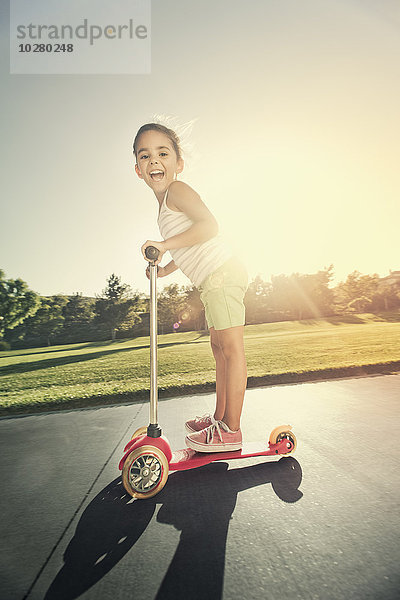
left=141, top=240, right=166, bottom=266
left=146, top=265, right=166, bottom=279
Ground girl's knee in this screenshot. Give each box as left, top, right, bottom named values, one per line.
left=219, top=339, right=244, bottom=359
left=210, top=326, right=245, bottom=360
left=210, top=327, right=222, bottom=350
left=211, top=340, right=225, bottom=362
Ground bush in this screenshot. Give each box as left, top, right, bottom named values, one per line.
left=0, top=340, right=11, bottom=351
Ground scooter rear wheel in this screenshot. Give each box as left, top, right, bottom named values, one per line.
left=122, top=445, right=169, bottom=499
left=276, top=431, right=297, bottom=456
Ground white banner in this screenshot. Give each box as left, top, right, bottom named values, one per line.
left=10, top=0, right=151, bottom=74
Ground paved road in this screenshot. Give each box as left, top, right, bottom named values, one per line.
left=0, top=374, right=399, bottom=600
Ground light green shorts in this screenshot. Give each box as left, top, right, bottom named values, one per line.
left=198, top=256, right=248, bottom=331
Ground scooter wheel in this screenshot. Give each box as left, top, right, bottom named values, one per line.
left=131, top=426, right=148, bottom=441
left=122, top=445, right=169, bottom=499
left=276, top=431, right=297, bottom=456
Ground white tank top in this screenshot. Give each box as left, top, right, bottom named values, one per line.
left=158, top=187, right=234, bottom=287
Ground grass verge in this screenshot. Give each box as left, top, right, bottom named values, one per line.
left=1, top=312, right=399, bottom=416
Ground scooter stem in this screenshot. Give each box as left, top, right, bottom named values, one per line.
left=145, top=246, right=162, bottom=438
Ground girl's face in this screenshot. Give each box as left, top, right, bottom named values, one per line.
left=135, top=129, right=184, bottom=193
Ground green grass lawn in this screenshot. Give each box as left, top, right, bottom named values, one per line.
left=1, top=312, right=399, bottom=415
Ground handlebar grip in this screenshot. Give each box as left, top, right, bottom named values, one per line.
left=145, top=246, right=160, bottom=261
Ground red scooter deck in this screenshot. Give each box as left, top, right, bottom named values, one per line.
left=169, top=438, right=291, bottom=471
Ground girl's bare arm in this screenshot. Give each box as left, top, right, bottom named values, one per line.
left=146, top=259, right=179, bottom=280
left=163, top=181, right=218, bottom=251
left=141, top=182, right=218, bottom=266
left=164, top=259, right=179, bottom=275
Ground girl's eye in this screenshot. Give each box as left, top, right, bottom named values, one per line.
left=160, top=152, right=168, bottom=157
left=140, top=154, right=148, bottom=160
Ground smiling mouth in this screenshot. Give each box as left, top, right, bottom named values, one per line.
left=149, top=170, right=164, bottom=181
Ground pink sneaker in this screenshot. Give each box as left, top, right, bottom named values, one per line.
left=185, top=421, right=242, bottom=453
left=185, top=413, right=216, bottom=434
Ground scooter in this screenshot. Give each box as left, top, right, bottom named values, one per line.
left=118, top=246, right=297, bottom=499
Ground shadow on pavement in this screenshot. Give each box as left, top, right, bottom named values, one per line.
left=44, top=458, right=302, bottom=600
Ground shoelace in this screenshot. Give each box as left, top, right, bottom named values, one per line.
left=205, top=421, right=224, bottom=444
left=194, top=413, right=214, bottom=424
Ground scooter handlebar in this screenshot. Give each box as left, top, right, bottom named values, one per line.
left=145, top=246, right=160, bottom=262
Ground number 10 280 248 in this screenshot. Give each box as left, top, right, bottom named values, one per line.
left=18, top=43, right=74, bottom=53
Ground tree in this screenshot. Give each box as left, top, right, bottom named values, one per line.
left=371, top=272, right=400, bottom=312
left=0, top=269, right=40, bottom=337
left=183, top=285, right=206, bottom=331
left=157, top=283, right=187, bottom=334
left=6, top=295, right=67, bottom=347
left=312, top=265, right=335, bottom=315
left=286, top=269, right=334, bottom=320
left=347, top=296, right=373, bottom=313
left=244, top=275, right=273, bottom=324
left=270, top=266, right=335, bottom=320
left=94, top=273, right=141, bottom=340
left=335, top=271, right=379, bottom=310
left=373, top=285, right=400, bottom=311
left=269, top=274, right=293, bottom=318
left=57, top=293, right=101, bottom=344
left=63, top=293, right=95, bottom=326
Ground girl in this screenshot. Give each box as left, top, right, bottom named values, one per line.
left=133, top=122, right=248, bottom=452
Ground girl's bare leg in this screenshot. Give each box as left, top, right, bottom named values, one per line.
left=215, top=325, right=247, bottom=431
left=209, top=327, right=226, bottom=421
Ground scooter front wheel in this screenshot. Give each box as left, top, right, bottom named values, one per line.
left=122, top=445, right=169, bottom=499
left=131, top=426, right=148, bottom=441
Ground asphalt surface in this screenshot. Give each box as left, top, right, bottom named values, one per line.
left=0, top=373, right=399, bottom=600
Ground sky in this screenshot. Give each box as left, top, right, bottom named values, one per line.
left=1, top=0, right=399, bottom=298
